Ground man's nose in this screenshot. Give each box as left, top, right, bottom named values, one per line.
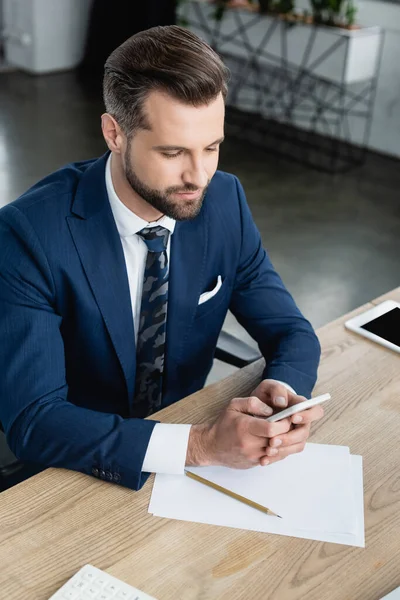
left=183, top=161, right=209, bottom=189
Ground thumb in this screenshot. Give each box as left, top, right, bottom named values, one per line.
left=232, top=396, right=273, bottom=418
left=268, top=385, right=290, bottom=409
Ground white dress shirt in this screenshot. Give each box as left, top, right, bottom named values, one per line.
left=106, top=154, right=295, bottom=475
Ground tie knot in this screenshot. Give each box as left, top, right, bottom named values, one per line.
left=137, top=226, right=169, bottom=253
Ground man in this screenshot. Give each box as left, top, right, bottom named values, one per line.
left=0, top=26, right=322, bottom=491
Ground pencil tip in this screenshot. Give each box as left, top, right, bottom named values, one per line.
left=277, top=515, right=282, bottom=519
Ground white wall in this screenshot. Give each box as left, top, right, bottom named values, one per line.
left=357, top=0, right=400, bottom=157
left=182, top=0, right=400, bottom=158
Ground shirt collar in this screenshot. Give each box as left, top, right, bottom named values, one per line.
left=106, top=154, right=176, bottom=238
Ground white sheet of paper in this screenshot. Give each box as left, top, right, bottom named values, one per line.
left=149, top=444, right=353, bottom=532
left=148, top=444, right=364, bottom=547
left=190, top=444, right=354, bottom=533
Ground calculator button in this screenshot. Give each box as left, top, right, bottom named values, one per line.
left=82, top=571, right=96, bottom=582
left=116, top=591, right=133, bottom=599
left=78, top=593, right=99, bottom=600
left=104, top=583, right=119, bottom=594
left=62, top=591, right=79, bottom=599
left=72, top=581, right=87, bottom=590
left=83, top=585, right=100, bottom=598
left=94, top=577, right=107, bottom=588
left=96, top=594, right=109, bottom=600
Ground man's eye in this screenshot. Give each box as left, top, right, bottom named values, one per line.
left=161, top=147, right=218, bottom=158
left=162, top=151, right=182, bottom=159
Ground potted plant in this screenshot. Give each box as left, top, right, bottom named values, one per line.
left=209, top=0, right=357, bottom=27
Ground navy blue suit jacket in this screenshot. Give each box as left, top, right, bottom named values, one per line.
left=0, top=153, right=320, bottom=490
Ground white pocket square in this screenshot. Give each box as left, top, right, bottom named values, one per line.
left=198, top=275, right=223, bottom=305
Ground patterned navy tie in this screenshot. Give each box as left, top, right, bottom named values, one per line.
left=134, top=226, right=170, bottom=417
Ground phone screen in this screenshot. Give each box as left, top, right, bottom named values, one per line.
left=361, top=307, right=400, bottom=346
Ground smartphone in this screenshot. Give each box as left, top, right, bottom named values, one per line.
left=266, top=393, right=331, bottom=422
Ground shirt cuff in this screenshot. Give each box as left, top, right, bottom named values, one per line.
left=141, top=423, right=192, bottom=474
left=272, top=380, right=296, bottom=395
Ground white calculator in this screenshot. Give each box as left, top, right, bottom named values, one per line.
left=48, top=564, right=157, bottom=600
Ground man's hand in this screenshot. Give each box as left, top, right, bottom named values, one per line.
left=186, top=396, right=292, bottom=469
left=251, top=379, right=324, bottom=466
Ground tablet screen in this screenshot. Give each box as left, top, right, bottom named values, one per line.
left=361, top=307, right=400, bottom=346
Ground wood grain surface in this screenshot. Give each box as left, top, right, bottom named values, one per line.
left=0, top=290, right=399, bottom=600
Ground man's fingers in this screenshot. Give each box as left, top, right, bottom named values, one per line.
left=252, top=380, right=291, bottom=409
left=230, top=396, right=273, bottom=418
left=261, top=442, right=306, bottom=464
left=269, top=386, right=289, bottom=409
left=290, top=405, right=324, bottom=425
left=247, top=415, right=292, bottom=438
left=268, top=423, right=310, bottom=450
left=268, top=382, right=290, bottom=409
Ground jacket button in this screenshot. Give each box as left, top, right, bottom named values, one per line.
left=113, top=473, right=121, bottom=483
left=105, top=471, right=113, bottom=481
left=99, top=470, right=106, bottom=479
left=91, top=467, right=99, bottom=477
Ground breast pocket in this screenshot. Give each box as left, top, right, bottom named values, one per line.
left=195, top=276, right=230, bottom=321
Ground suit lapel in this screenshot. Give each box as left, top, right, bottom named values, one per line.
left=67, top=154, right=136, bottom=403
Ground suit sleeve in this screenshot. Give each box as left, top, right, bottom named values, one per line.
left=229, top=177, right=321, bottom=398
left=0, top=207, right=156, bottom=490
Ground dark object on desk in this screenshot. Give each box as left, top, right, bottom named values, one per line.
left=0, top=332, right=261, bottom=492
left=214, top=330, right=262, bottom=368
left=0, top=425, right=25, bottom=492
left=0, top=449, right=42, bottom=492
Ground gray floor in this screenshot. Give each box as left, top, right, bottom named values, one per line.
left=1, top=71, right=399, bottom=465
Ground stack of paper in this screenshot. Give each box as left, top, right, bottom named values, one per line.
left=148, top=443, right=364, bottom=547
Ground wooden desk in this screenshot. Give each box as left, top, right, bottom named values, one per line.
left=1, top=289, right=399, bottom=600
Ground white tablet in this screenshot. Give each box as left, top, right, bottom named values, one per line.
left=344, top=300, right=400, bottom=354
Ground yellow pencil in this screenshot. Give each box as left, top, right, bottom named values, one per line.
left=184, top=470, right=282, bottom=518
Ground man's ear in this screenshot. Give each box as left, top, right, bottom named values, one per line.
left=101, top=113, right=125, bottom=154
